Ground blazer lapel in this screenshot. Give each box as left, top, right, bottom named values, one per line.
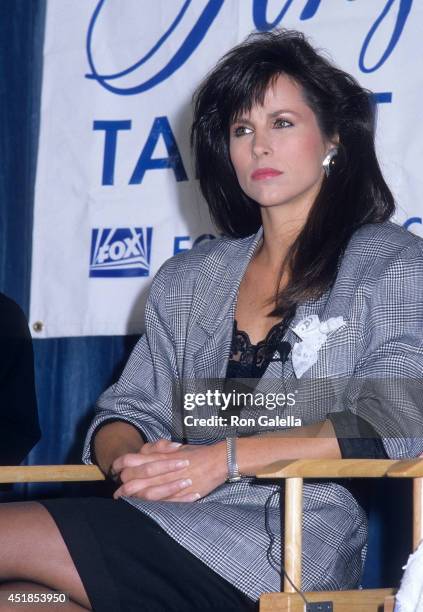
left=191, top=228, right=263, bottom=382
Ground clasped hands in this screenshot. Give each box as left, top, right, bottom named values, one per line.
left=111, top=439, right=227, bottom=502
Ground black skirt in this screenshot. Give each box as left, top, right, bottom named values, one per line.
left=40, top=497, right=258, bottom=612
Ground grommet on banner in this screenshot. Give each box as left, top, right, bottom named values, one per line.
left=32, top=321, right=44, bottom=333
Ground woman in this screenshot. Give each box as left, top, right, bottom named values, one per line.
left=1, top=29, right=423, bottom=611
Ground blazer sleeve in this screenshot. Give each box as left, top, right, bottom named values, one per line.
left=82, top=261, right=180, bottom=464
left=340, top=240, right=423, bottom=459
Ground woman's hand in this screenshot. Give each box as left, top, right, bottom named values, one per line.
left=112, top=439, right=227, bottom=502
left=110, top=438, right=185, bottom=485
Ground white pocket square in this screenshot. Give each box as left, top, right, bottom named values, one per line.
left=291, top=315, right=345, bottom=379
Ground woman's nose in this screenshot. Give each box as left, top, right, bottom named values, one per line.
left=252, top=130, right=272, bottom=158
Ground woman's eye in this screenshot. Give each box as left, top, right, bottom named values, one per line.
left=231, top=119, right=292, bottom=137
left=274, top=118, right=292, bottom=128
left=232, top=125, right=253, bottom=137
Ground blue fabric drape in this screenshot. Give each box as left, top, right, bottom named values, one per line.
left=0, top=0, right=45, bottom=305
left=0, top=0, right=411, bottom=589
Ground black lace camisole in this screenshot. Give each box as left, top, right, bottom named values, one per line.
left=222, top=317, right=291, bottom=423
left=225, top=318, right=291, bottom=380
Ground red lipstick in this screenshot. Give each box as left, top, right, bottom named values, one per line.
left=251, top=168, right=283, bottom=180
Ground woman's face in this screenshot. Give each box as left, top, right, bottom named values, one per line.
left=229, top=74, right=335, bottom=213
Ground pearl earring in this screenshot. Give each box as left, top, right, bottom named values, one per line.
left=322, top=147, right=338, bottom=177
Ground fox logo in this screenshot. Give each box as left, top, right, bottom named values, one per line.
left=89, top=227, right=152, bottom=277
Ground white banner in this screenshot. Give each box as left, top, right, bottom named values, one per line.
left=30, top=0, right=423, bottom=338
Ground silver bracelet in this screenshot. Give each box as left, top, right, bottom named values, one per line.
left=226, top=436, right=242, bottom=482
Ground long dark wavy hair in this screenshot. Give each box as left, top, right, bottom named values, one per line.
left=190, top=29, right=395, bottom=316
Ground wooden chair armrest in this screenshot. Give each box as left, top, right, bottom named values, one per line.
left=387, top=459, right=423, bottom=478
left=0, top=465, right=105, bottom=483
left=384, top=594, right=396, bottom=612
left=255, top=458, right=400, bottom=479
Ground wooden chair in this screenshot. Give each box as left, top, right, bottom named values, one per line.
left=0, top=464, right=104, bottom=484
left=256, top=458, right=423, bottom=611
left=1, top=459, right=422, bottom=611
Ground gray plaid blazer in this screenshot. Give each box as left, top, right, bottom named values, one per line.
left=83, top=221, right=423, bottom=601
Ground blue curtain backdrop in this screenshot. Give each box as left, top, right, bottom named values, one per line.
left=0, top=0, right=412, bottom=589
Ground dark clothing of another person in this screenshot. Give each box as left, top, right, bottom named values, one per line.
left=0, top=293, right=40, bottom=465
